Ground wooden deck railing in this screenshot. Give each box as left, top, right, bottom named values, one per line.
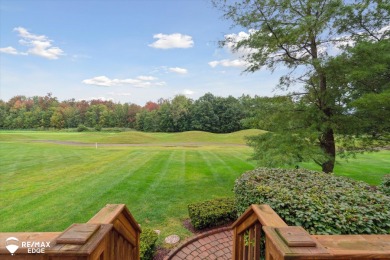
left=0, top=204, right=141, bottom=260
left=232, top=204, right=390, bottom=260
left=231, top=204, right=288, bottom=259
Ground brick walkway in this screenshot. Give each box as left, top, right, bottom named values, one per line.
left=164, top=227, right=232, bottom=260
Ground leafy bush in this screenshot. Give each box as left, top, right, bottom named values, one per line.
left=234, top=168, right=390, bottom=235
left=140, top=227, right=158, bottom=260
left=188, top=197, right=237, bottom=230
left=77, top=124, right=89, bottom=132
left=94, top=125, right=102, bottom=131
left=379, top=174, right=390, bottom=196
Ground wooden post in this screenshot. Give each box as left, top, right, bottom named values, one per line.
left=0, top=204, right=141, bottom=260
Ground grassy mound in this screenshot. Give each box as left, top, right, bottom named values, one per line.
left=0, top=129, right=265, bottom=144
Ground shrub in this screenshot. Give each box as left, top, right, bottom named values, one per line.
left=140, top=227, right=158, bottom=260
left=234, top=168, right=390, bottom=235
left=188, top=197, right=237, bottom=230
left=77, top=124, right=88, bottom=132
left=378, top=174, right=390, bottom=196
left=94, top=125, right=102, bottom=131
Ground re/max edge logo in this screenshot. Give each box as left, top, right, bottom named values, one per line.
left=5, top=237, right=51, bottom=255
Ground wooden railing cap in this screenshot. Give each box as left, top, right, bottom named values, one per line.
left=275, top=226, right=316, bottom=247
left=88, top=204, right=141, bottom=233
left=231, top=204, right=288, bottom=229
left=56, top=223, right=100, bottom=245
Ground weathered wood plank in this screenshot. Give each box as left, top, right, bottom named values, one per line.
left=51, top=224, right=112, bottom=255
left=249, top=226, right=254, bottom=259
left=237, top=213, right=259, bottom=235
left=263, top=226, right=330, bottom=257
left=315, top=234, right=390, bottom=257
left=238, top=233, right=243, bottom=260
left=254, top=223, right=261, bottom=260
left=113, top=219, right=136, bottom=246
left=276, top=227, right=316, bottom=247
left=252, top=205, right=288, bottom=228
left=88, top=230, right=109, bottom=260
left=88, top=204, right=141, bottom=233
left=56, top=224, right=100, bottom=245
left=87, top=204, right=125, bottom=225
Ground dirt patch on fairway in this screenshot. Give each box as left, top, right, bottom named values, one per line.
left=31, top=139, right=247, bottom=147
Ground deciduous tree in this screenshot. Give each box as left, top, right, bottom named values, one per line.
left=213, top=0, right=390, bottom=172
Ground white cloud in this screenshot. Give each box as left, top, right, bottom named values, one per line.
left=208, top=59, right=248, bottom=68
left=108, top=92, right=132, bottom=96
left=224, top=30, right=257, bottom=56
left=0, top=46, right=26, bottom=55
left=82, top=76, right=115, bottom=87
left=15, top=27, right=47, bottom=41
left=137, top=75, right=157, bottom=81
left=82, top=75, right=166, bottom=88
left=182, top=89, right=194, bottom=95
left=149, top=33, right=194, bottom=49
left=332, top=24, right=390, bottom=53
left=27, top=40, right=64, bottom=60
left=208, top=30, right=256, bottom=69
left=15, top=27, right=64, bottom=59
left=169, top=67, right=188, bottom=74
left=0, top=27, right=64, bottom=59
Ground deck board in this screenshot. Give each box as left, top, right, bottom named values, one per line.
left=314, top=234, right=390, bottom=256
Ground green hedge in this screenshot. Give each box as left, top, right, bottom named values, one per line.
left=234, top=168, right=390, bottom=235
left=379, top=174, right=390, bottom=196
left=188, top=197, right=237, bottom=230
left=76, top=124, right=89, bottom=132
left=140, top=227, right=158, bottom=260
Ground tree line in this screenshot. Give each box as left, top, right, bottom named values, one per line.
left=0, top=92, right=273, bottom=133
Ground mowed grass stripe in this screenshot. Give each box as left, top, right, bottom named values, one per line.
left=1, top=147, right=159, bottom=231
left=219, top=149, right=257, bottom=168
left=97, top=149, right=178, bottom=214
left=73, top=149, right=193, bottom=240
left=9, top=149, right=159, bottom=231
left=204, top=149, right=256, bottom=178
left=57, top=149, right=165, bottom=229
left=1, top=144, right=142, bottom=205
left=197, top=150, right=239, bottom=195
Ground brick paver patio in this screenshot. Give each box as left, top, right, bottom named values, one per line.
left=164, top=227, right=232, bottom=260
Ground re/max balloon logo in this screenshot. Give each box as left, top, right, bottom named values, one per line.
left=5, top=237, right=51, bottom=255
left=5, top=237, right=19, bottom=255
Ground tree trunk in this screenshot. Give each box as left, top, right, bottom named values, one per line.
left=320, top=127, right=336, bottom=173
left=316, top=70, right=336, bottom=173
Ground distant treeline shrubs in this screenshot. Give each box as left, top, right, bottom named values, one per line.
left=0, top=93, right=271, bottom=133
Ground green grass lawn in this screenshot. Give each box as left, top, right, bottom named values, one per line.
left=0, top=130, right=388, bottom=242
left=300, top=151, right=390, bottom=185
left=0, top=133, right=256, bottom=241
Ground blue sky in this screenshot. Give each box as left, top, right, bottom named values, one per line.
left=0, top=0, right=287, bottom=105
